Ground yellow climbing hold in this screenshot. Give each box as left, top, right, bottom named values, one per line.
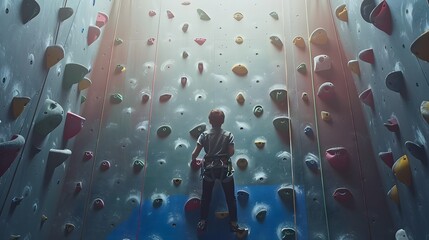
left=387, top=185, right=399, bottom=204
left=116, top=65, right=126, bottom=72
left=78, top=77, right=92, bottom=91
left=392, top=155, right=412, bottom=186
left=235, top=36, right=243, bottom=44
left=236, top=92, right=245, bottom=105
left=11, top=96, right=31, bottom=119
left=215, top=211, right=229, bottom=219
left=232, top=64, right=248, bottom=76
left=310, top=28, right=328, bottom=45
left=301, top=92, right=309, bottom=102
left=321, top=111, right=331, bottom=121
left=420, top=101, right=429, bottom=124
left=347, top=60, right=360, bottom=76
left=293, top=36, right=305, bottom=49
left=410, top=30, right=429, bottom=62
left=233, top=12, right=243, bottom=21
left=254, top=139, right=266, bottom=149
left=335, top=4, right=348, bottom=22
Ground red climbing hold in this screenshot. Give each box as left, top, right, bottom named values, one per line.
left=191, top=158, right=202, bottom=170
left=93, top=198, right=105, bottom=210
left=359, top=88, right=374, bottom=109
left=100, top=160, right=111, bottom=171
left=87, top=26, right=101, bottom=46
left=96, top=12, right=108, bottom=28
left=83, top=151, right=94, bottom=161
left=198, top=62, right=204, bottom=74
left=167, top=10, right=174, bottom=19
left=147, top=38, right=155, bottom=45
left=63, top=112, right=86, bottom=140
left=378, top=151, right=394, bottom=168
left=384, top=116, right=399, bottom=132
left=194, top=38, right=206, bottom=46
left=184, top=197, right=201, bottom=212
left=370, top=0, right=392, bottom=35
left=333, top=188, right=353, bottom=203
left=325, top=147, right=350, bottom=171
left=359, top=48, right=375, bottom=64
left=149, top=10, right=156, bottom=17
left=0, top=135, right=25, bottom=177
left=75, top=182, right=83, bottom=193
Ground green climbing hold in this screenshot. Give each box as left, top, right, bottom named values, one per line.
left=63, top=63, right=89, bottom=88
left=253, top=105, right=263, bottom=117
left=270, top=89, right=287, bottom=103
left=270, top=11, right=279, bottom=20
left=80, top=96, right=87, bottom=104
left=281, top=228, right=296, bottom=240
left=270, top=36, right=283, bottom=50
left=189, top=123, right=206, bottom=139
left=273, top=117, right=290, bottom=133
left=197, top=9, right=210, bottom=21
left=297, top=63, right=307, bottom=74
left=133, top=159, right=145, bottom=172
left=157, top=125, right=172, bottom=138
left=110, top=93, right=123, bottom=104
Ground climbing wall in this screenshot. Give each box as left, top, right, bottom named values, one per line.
left=0, top=0, right=411, bottom=239
left=328, top=0, right=429, bottom=239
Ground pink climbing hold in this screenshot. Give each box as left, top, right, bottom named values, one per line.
left=149, top=10, right=156, bottom=17
left=93, top=198, right=105, bottom=210
left=147, top=38, right=155, bottom=45
left=100, top=160, right=111, bottom=171
left=198, top=62, right=204, bottom=74
left=358, top=48, right=375, bottom=64
left=370, top=0, right=392, bottom=35
left=378, top=151, right=394, bottom=168
left=83, top=151, right=94, bottom=161
left=194, top=38, right=206, bottom=46
left=0, top=134, right=25, bottom=177
left=191, top=158, right=202, bottom=170
left=75, top=182, right=83, bottom=193
left=325, top=147, right=350, bottom=171
left=87, top=25, right=101, bottom=46
left=63, top=112, right=86, bottom=140
left=167, top=10, right=174, bottom=19
left=333, top=188, right=353, bottom=203
left=384, top=116, right=399, bottom=132
left=95, top=12, right=108, bottom=28
left=359, top=88, right=374, bottom=108
left=184, top=197, right=201, bottom=212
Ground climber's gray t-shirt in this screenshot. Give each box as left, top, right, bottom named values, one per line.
left=197, top=127, right=234, bottom=157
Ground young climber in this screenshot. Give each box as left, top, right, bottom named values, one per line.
left=191, top=109, right=246, bottom=234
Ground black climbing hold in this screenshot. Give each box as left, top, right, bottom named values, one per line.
left=281, top=228, right=296, bottom=240
left=21, top=0, right=40, bottom=24
left=277, top=186, right=294, bottom=204
left=385, top=71, right=405, bottom=93
left=157, top=125, right=172, bottom=138
left=256, top=208, right=267, bottom=222
left=153, top=198, right=163, bottom=208
left=405, top=141, right=426, bottom=162
left=361, top=0, right=376, bottom=23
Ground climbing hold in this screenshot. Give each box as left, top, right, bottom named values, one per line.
left=11, top=196, right=24, bottom=205
left=378, top=151, right=394, bottom=168
left=411, top=30, right=429, bottom=62
left=78, top=77, right=92, bottom=91
left=359, top=48, right=375, bottom=64
left=159, top=93, right=172, bottom=103
left=87, top=26, right=101, bottom=46
left=254, top=138, right=266, bottom=149
left=110, top=93, right=123, bottom=104
left=305, top=153, right=320, bottom=172
left=235, top=36, right=243, bottom=44
left=359, top=88, right=374, bottom=108
left=194, top=38, right=206, bottom=45
left=388, top=185, right=399, bottom=204
left=321, top=111, right=331, bottom=122
left=361, top=0, right=376, bottom=23
left=215, top=211, right=229, bottom=219
left=33, top=99, right=64, bottom=137
left=180, top=76, right=187, bottom=87
left=405, top=141, right=426, bottom=161
left=293, top=36, right=305, bottom=49
left=11, top=96, right=30, bottom=119
left=269, top=11, right=279, bottom=20
left=256, top=208, right=267, bottom=222
left=45, top=45, right=65, bottom=68
left=384, top=116, right=399, bottom=132
left=297, top=63, right=307, bottom=74
left=421, top=101, right=429, bottom=124
left=237, top=190, right=249, bottom=205
left=182, top=51, right=189, bottom=59
left=100, top=160, right=110, bottom=171
left=270, top=36, right=283, bottom=50
left=392, top=155, right=412, bottom=186
left=58, top=7, right=73, bottom=22
left=253, top=105, right=264, bottom=117
left=335, top=4, right=348, bottom=22
left=236, top=158, right=248, bottom=170
left=172, top=178, right=182, bottom=186
left=47, top=149, right=72, bottom=170
left=385, top=71, right=405, bottom=93
left=197, top=9, right=210, bottom=21
left=189, top=123, right=206, bottom=139
left=232, top=64, right=248, bottom=76
left=93, top=198, right=105, bottom=210
left=114, top=38, right=123, bottom=45
left=333, top=188, right=353, bottom=203
left=198, top=62, right=204, bottom=74
left=133, top=159, right=145, bottom=172
left=75, top=182, right=82, bottom=193
left=281, top=228, right=296, bottom=240
left=182, top=23, right=189, bottom=33
left=142, top=93, right=150, bottom=104
left=157, top=125, right=172, bottom=138
left=317, top=82, right=335, bottom=100
left=184, top=197, right=200, bottom=212
left=314, top=55, right=332, bottom=72
left=347, top=60, right=360, bottom=76
left=190, top=158, right=202, bottom=170
left=147, top=38, right=155, bottom=45
left=301, top=92, right=309, bottom=102
left=395, top=229, right=409, bottom=240
left=41, top=214, right=48, bottom=223
left=96, top=12, right=108, bottom=28
left=304, top=125, right=313, bottom=137
left=273, top=117, right=290, bottom=133
left=236, top=92, right=245, bottom=105
left=310, top=28, right=328, bottom=45
left=277, top=186, right=294, bottom=203
left=80, top=96, right=86, bottom=104
left=0, top=134, right=25, bottom=177
left=83, top=151, right=93, bottom=161
left=233, top=12, right=243, bottom=21
left=63, top=63, right=89, bottom=88
left=370, top=0, right=392, bottom=35
left=167, top=10, right=174, bottom=19
left=182, top=1, right=191, bottom=5
left=21, top=0, right=40, bottom=24
left=149, top=10, right=156, bottom=17
left=270, top=89, right=287, bottom=103
left=64, top=223, right=75, bottom=234
left=325, top=147, right=350, bottom=171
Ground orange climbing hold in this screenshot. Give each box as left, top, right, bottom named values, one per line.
left=387, top=185, right=399, bottom=204
left=87, top=26, right=101, bottom=46
left=347, top=60, right=360, bottom=76
left=335, top=4, right=348, bottom=22
left=232, top=64, right=248, bottom=76
left=411, top=30, right=429, bottom=62
left=293, top=36, right=305, bottom=49
left=96, top=12, right=109, bottom=28
left=45, top=45, right=65, bottom=68
left=11, top=97, right=30, bottom=119
left=392, top=155, right=412, bottom=186
left=310, top=28, right=328, bottom=45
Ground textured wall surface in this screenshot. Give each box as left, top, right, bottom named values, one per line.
left=3, top=0, right=428, bottom=239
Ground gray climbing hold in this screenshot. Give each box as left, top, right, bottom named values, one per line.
left=305, top=153, right=319, bottom=172
left=110, top=93, right=123, bottom=104
left=58, top=7, right=73, bottom=22
left=270, top=36, right=283, bottom=50
left=34, top=99, right=64, bottom=137
left=361, top=0, right=376, bottom=23
left=297, top=63, right=307, bottom=74
left=11, top=96, right=31, bottom=119
left=63, top=63, right=89, bottom=88
left=269, top=11, right=279, bottom=20
left=197, top=9, right=210, bottom=21
left=189, top=123, right=206, bottom=139
left=0, top=135, right=25, bottom=177
left=405, top=141, right=426, bottom=162
left=21, top=0, right=40, bottom=24
left=270, top=89, right=287, bottom=103
left=47, top=149, right=72, bottom=170
left=182, top=23, right=189, bottom=33
left=157, top=125, right=172, bottom=138
left=182, top=51, right=189, bottom=59
left=133, top=159, right=145, bottom=172
left=253, top=105, right=263, bottom=117
left=273, top=117, right=290, bottom=133
left=386, top=71, right=405, bottom=93
left=278, top=186, right=294, bottom=204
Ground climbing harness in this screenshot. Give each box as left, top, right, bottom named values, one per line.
left=201, top=154, right=234, bottom=183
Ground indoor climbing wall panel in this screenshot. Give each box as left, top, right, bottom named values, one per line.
left=329, top=0, right=429, bottom=239
left=0, top=0, right=113, bottom=239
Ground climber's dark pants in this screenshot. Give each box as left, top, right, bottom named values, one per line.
left=200, top=168, right=237, bottom=222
